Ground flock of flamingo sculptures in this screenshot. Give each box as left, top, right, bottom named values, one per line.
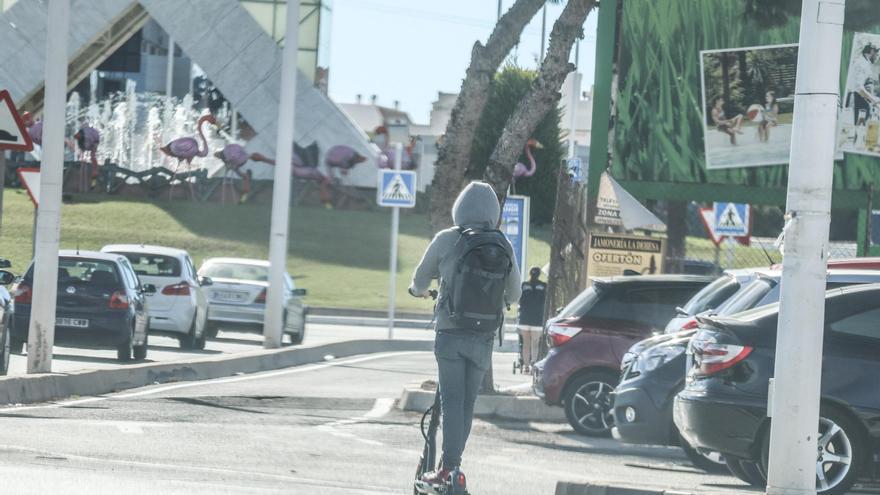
left=18, top=111, right=544, bottom=202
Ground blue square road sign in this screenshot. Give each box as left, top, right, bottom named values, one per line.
left=377, top=170, right=417, bottom=208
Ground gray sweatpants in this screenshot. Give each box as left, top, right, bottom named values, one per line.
left=434, top=331, right=494, bottom=469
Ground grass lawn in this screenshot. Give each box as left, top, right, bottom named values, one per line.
left=0, top=190, right=552, bottom=312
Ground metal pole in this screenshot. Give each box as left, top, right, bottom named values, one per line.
left=165, top=35, right=175, bottom=102
left=540, top=3, right=547, bottom=58
left=263, top=0, right=300, bottom=349
left=497, top=0, right=502, bottom=20
left=766, top=1, right=845, bottom=494
left=387, top=143, right=402, bottom=339
left=28, top=0, right=70, bottom=374
left=231, top=106, right=239, bottom=140
left=0, top=152, right=5, bottom=232
left=568, top=72, right=580, bottom=159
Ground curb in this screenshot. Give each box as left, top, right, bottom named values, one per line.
left=555, top=482, right=694, bottom=495
left=0, top=339, right=433, bottom=407
left=398, top=387, right=565, bottom=422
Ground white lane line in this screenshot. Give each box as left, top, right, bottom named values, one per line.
left=316, top=397, right=396, bottom=446
left=2, top=351, right=425, bottom=412
left=0, top=443, right=399, bottom=493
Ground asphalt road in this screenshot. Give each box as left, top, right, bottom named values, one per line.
left=0, top=351, right=752, bottom=494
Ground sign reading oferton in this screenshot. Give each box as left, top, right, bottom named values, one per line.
left=587, top=233, right=665, bottom=281
left=377, top=169, right=417, bottom=208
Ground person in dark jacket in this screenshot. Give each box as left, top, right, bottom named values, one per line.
left=517, top=266, right=547, bottom=372
left=409, top=181, right=521, bottom=484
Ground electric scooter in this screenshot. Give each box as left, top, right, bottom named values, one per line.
left=413, top=389, right=469, bottom=495
left=411, top=289, right=469, bottom=495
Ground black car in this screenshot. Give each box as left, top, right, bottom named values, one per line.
left=674, top=284, right=880, bottom=494
left=613, top=270, right=880, bottom=473
left=12, top=251, right=155, bottom=361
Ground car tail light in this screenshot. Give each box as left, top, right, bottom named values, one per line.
left=109, top=291, right=129, bottom=309
left=681, top=319, right=699, bottom=330
left=692, top=339, right=752, bottom=376
left=547, top=323, right=582, bottom=347
left=14, top=284, right=31, bottom=304
left=255, top=288, right=267, bottom=304
left=162, top=281, right=191, bottom=296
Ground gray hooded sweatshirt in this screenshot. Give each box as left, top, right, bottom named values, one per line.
left=410, top=181, right=522, bottom=331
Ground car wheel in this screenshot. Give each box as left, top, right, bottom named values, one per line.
left=761, top=405, right=867, bottom=495
left=133, top=333, right=148, bottom=361
left=179, top=319, right=198, bottom=350
left=726, top=455, right=767, bottom=488
left=117, top=325, right=134, bottom=362
left=194, top=321, right=207, bottom=350
left=679, top=434, right=727, bottom=473
left=206, top=321, right=219, bottom=339
left=562, top=371, right=618, bottom=437
left=9, top=335, right=24, bottom=355
left=0, top=320, right=10, bottom=376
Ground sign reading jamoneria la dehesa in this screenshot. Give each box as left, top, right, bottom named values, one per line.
left=586, top=233, right=665, bottom=282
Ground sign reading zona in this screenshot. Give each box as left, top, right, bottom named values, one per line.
left=0, top=90, right=33, bottom=152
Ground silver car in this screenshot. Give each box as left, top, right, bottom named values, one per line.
left=198, top=258, right=307, bottom=344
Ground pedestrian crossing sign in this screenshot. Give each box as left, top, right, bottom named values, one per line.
left=377, top=169, right=417, bottom=208
left=713, top=202, right=750, bottom=237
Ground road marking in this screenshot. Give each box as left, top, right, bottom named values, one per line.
left=2, top=352, right=425, bottom=413
left=316, top=397, right=396, bottom=446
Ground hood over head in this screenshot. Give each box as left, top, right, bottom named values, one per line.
left=451, top=181, right=500, bottom=229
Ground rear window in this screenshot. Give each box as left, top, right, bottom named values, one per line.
left=45, top=258, right=121, bottom=286
left=118, top=253, right=182, bottom=277
left=588, top=286, right=702, bottom=328
left=201, top=262, right=268, bottom=282
left=717, top=278, right=777, bottom=315
left=681, top=275, right=739, bottom=315
left=557, top=287, right=601, bottom=318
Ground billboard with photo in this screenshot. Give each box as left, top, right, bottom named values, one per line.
left=838, top=32, right=880, bottom=158
left=700, top=44, right=798, bottom=169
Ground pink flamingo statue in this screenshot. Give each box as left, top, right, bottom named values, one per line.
left=251, top=152, right=334, bottom=207
left=511, top=138, right=543, bottom=193
left=74, top=123, right=100, bottom=192
left=21, top=112, right=42, bottom=146
left=324, top=145, right=367, bottom=176
left=214, top=143, right=252, bottom=204
left=160, top=114, right=218, bottom=199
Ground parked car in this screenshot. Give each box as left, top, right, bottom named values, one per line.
left=614, top=269, right=880, bottom=472
left=11, top=251, right=154, bottom=361
left=102, top=245, right=211, bottom=350
left=531, top=275, right=712, bottom=436
left=674, top=284, right=880, bottom=494
left=0, top=258, right=16, bottom=375
left=664, top=269, right=753, bottom=335
left=198, top=258, right=307, bottom=344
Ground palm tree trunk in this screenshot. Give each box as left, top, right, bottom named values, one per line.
left=483, top=0, right=597, bottom=199
left=429, top=0, right=548, bottom=233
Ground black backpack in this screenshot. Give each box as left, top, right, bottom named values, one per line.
left=444, top=227, right=513, bottom=332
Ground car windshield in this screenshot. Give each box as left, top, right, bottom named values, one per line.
left=557, top=286, right=602, bottom=318
left=681, top=275, right=739, bottom=315
left=118, top=253, right=181, bottom=277
left=717, top=277, right=777, bottom=315
left=201, top=262, right=269, bottom=282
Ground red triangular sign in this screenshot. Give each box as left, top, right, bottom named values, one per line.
left=0, top=90, right=33, bottom=152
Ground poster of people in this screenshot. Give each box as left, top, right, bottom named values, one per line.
left=700, top=44, right=798, bottom=169
left=838, top=32, right=880, bottom=158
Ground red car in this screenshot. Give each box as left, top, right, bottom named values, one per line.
left=532, top=275, right=712, bottom=436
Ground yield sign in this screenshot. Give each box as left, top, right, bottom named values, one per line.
left=699, top=207, right=724, bottom=246
left=17, top=167, right=40, bottom=207
left=0, top=90, right=33, bottom=152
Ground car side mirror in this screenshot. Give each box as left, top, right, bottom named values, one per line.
left=291, top=288, right=307, bottom=296
left=199, top=276, right=213, bottom=287
left=0, top=259, right=11, bottom=269
left=142, top=284, right=157, bottom=294
left=0, top=270, right=15, bottom=285
left=555, top=306, right=564, bottom=314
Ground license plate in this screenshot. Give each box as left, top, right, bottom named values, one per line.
left=56, top=317, right=89, bottom=328
left=213, top=290, right=247, bottom=302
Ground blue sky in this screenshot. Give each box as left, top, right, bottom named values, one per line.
left=327, top=0, right=599, bottom=124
